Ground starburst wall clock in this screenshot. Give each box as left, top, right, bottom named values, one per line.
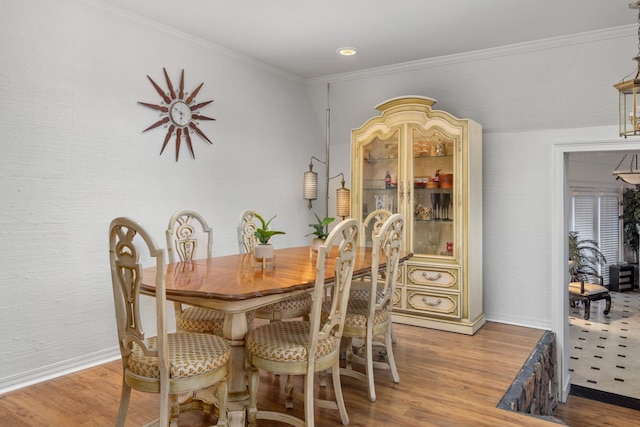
left=138, top=68, right=215, bottom=161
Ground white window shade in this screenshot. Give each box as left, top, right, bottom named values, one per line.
left=570, top=188, right=621, bottom=286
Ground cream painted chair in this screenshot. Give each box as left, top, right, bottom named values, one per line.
left=340, top=213, right=404, bottom=402
left=350, top=209, right=398, bottom=344
left=167, top=209, right=253, bottom=335
left=359, top=209, right=393, bottom=247
left=245, top=218, right=359, bottom=427
left=109, top=217, right=230, bottom=427
left=238, top=209, right=313, bottom=321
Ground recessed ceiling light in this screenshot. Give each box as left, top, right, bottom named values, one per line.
left=337, top=47, right=357, bottom=56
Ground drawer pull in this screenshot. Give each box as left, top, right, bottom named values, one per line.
left=422, top=297, right=442, bottom=306
left=422, top=272, right=442, bottom=281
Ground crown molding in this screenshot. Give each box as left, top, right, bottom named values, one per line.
left=306, top=25, right=636, bottom=86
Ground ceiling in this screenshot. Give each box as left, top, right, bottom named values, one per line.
left=101, top=0, right=635, bottom=79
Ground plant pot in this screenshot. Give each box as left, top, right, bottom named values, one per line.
left=311, top=238, right=325, bottom=252
left=255, top=244, right=274, bottom=261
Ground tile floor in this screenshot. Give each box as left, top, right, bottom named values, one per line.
left=568, top=289, right=640, bottom=401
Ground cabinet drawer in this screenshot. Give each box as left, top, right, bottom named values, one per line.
left=404, top=289, right=460, bottom=319
left=406, top=265, right=459, bottom=290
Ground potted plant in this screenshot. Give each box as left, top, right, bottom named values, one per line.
left=568, top=230, right=606, bottom=283
left=254, top=213, right=285, bottom=260
left=621, top=187, right=640, bottom=263
left=306, top=214, right=335, bottom=251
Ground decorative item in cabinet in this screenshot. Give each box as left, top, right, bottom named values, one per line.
left=351, top=96, right=484, bottom=334
left=375, top=194, right=394, bottom=211
left=415, top=205, right=432, bottom=221
left=440, top=173, right=453, bottom=188
left=414, top=176, right=429, bottom=187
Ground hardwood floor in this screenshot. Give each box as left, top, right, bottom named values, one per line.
left=0, top=322, right=637, bottom=426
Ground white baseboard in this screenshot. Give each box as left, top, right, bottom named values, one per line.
left=484, top=313, right=551, bottom=331
left=562, top=373, right=571, bottom=403
left=0, top=347, right=121, bottom=395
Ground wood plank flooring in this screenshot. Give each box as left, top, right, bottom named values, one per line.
left=0, top=321, right=637, bottom=426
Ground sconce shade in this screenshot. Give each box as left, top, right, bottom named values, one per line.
left=336, top=185, right=351, bottom=218
left=303, top=166, right=318, bottom=209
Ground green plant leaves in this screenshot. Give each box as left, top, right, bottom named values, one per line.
left=568, top=231, right=606, bottom=281
left=621, top=188, right=640, bottom=261
left=253, top=213, right=285, bottom=244
left=305, top=213, right=335, bottom=239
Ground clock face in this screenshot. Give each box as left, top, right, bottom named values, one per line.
left=169, top=101, right=192, bottom=127
left=138, top=68, right=215, bottom=161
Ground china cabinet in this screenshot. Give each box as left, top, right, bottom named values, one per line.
left=351, top=96, right=485, bottom=334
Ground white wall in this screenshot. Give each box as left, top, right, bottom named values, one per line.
left=0, top=0, right=323, bottom=392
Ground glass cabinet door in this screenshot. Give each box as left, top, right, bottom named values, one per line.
left=359, top=131, right=399, bottom=246
left=410, top=127, right=457, bottom=258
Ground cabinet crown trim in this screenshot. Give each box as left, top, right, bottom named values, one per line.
left=376, top=96, right=437, bottom=112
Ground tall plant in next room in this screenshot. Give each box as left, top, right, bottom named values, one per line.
left=621, top=187, right=640, bottom=263
left=568, top=231, right=606, bottom=282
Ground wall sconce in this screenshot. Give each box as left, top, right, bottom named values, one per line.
left=331, top=173, right=351, bottom=219
left=304, top=156, right=325, bottom=209
left=303, top=157, right=350, bottom=217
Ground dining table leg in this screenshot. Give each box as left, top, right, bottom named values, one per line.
left=223, top=311, right=250, bottom=426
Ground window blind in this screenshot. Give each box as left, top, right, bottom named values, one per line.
left=570, top=189, right=621, bottom=286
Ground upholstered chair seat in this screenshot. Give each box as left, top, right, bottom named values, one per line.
left=128, top=333, right=230, bottom=380
left=246, top=321, right=338, bottom=364
left=176, top=306, right=254, bottom=335
left=342, top=298, right=390, bottom=330
left=254, top=293, right=312, bottom=321
left=349, top=279, right=385, bottom=301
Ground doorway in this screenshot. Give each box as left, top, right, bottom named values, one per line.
left=553, top=140, right=640, bottom=404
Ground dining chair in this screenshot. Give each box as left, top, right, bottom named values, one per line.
left=358, top=209, right=393, bottom=247
left=350, top=209, right=398, bottom=343
left=339, top=213, right=404, bottom=402
left=109, top=217, right=230, bottom=427
left=167, top=209, right=253, bottom=335
left=245, top=218, right=359, bottom=427
left=238, top=209, right=313, bottom=322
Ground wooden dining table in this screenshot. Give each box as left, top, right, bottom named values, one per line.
left=141, top=245, right=411, bottom=426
